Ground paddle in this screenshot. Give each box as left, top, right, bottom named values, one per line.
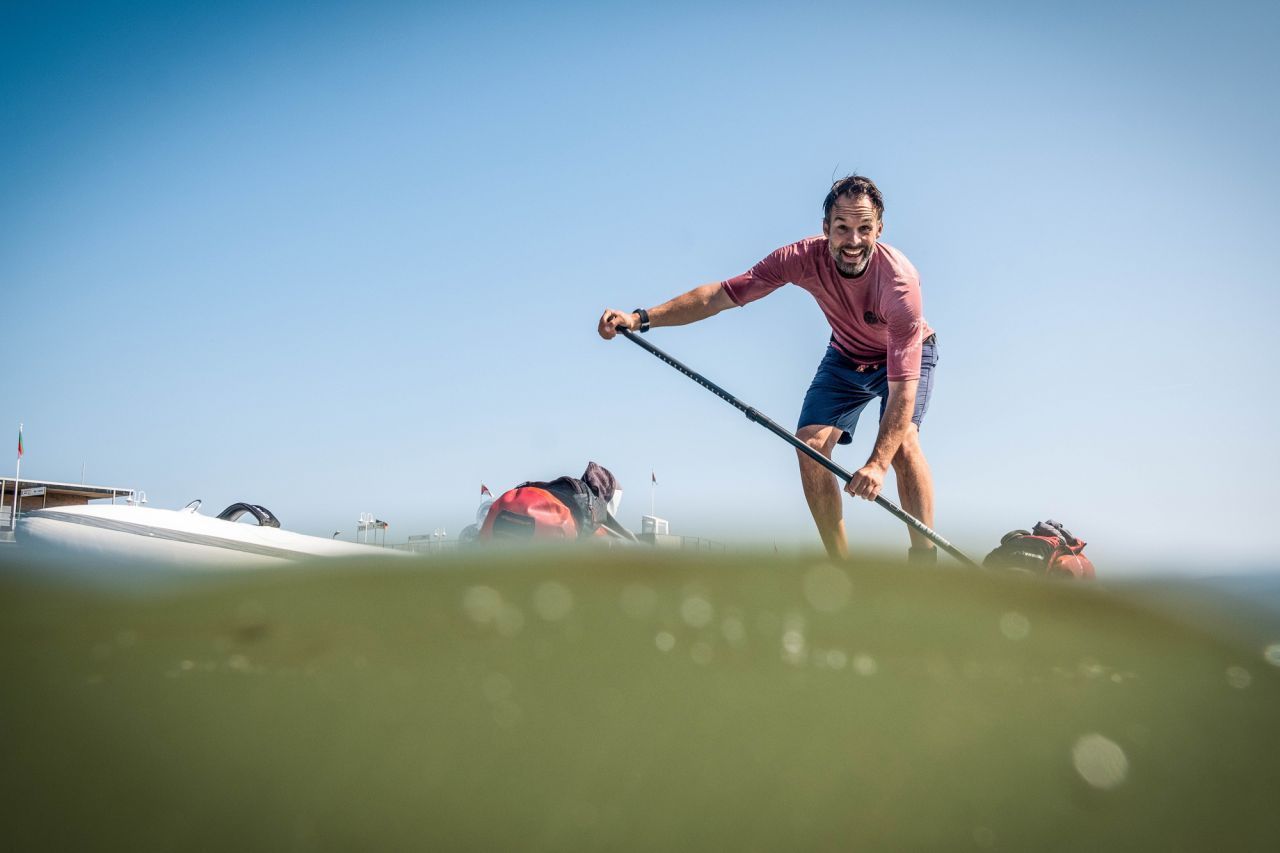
left=617, top=328, right=978, bottom=567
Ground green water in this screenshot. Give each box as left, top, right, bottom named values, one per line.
left=2, top=552, right=1279, bottom=851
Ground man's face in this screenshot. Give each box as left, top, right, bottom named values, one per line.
left=823, top=194, right=883, bottom=277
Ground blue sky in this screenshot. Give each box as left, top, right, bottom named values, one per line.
left=3, top=0, right=1277, bottom=571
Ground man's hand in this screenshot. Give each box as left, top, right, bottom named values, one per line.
left=598, top=284, right=735, bottom=340
left=845, top=463, right=887, bottom=501
left=598, top=309, right=638, bottom=340
left=847, top=379, right=916, bottom=502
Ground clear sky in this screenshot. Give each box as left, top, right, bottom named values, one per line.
left=3, top=0, right=1277, bottom=572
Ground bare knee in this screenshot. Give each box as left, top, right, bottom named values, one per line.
left=796, top=425, right=840, bottom=461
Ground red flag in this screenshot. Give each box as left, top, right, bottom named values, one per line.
left=16, top=425, right=22, bottom=460
left=481, top=483, right=492, bottom=497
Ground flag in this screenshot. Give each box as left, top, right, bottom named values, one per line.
left=16, top=425, right=22, bottom=459
left=651, top=471, right=656, bottom=485
left=481, top=483, right=492, bottom=497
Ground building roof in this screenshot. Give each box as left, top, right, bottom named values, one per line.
left=1, top=477, right=135, bottom=502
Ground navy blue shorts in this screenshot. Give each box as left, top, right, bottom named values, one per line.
left=797, top=337, right=939, bottom=445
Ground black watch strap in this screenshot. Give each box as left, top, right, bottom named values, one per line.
left=633, top=308, right=650, bottom=333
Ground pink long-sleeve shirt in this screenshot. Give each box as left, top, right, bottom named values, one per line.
left=721, top=237, right=933, bottom=381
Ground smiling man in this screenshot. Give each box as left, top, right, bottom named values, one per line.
left=598, top=175, right=938, bottom=562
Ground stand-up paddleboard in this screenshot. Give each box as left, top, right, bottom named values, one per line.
left=14, top=500, right=408, bottom=570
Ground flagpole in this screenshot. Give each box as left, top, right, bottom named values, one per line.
left=13, top=423, right=22, bottom=527
left=650, top=470, right=655, bottom=517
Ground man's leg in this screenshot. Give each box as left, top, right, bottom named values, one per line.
left=891, top=425, right=935, bottom=552
left=796, top=424, right=847, bottom=560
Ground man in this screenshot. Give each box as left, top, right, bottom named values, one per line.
left=597, top=175, right=939, bottom=562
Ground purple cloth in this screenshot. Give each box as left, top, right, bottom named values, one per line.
left=581, top=461, right=617, bottom=503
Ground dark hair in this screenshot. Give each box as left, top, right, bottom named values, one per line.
left=823, top=174, right=884, bottom=222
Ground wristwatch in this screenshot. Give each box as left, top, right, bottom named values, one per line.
left=632, top=308, right=650, bottom=333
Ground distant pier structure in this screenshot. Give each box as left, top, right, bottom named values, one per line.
left=1, top=477, right=136, bottom=542
left=640, top=515, right=725, bottom=552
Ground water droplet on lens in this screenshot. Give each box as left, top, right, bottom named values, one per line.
left=655, top=631, right=676, bottom=652
left=1078, top=658, right=1106, bottom=679
left=720, top=613, right=747, bottom=647
left=1072, top=733, right=1128, bottom=790
left=781, top=629, right=806, bottom=665
left=680, top=596, right=714, bottom=628
left=463, top=586, right=503, bottom=624
left=1226, top=665, right=1252, bottom=689
left=533, top=582, right=574, bottom=622
left=802, top=562, right=852, bottom=612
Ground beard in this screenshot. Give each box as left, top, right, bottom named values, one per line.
left=831, top=243, right=872, bottom=277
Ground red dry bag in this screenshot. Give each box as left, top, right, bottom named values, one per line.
left=478, top=486, right=579, bottom=540
left=983, top=520, right=1096, bottom=579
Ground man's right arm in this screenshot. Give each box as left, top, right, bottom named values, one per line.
left=597, top=283, right=736, bottom=340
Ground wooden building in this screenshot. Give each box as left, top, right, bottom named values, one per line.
left=1, top=478, right=135, bottom=531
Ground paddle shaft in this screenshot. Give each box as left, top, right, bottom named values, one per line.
left=618, top=328, right=977, bottom=567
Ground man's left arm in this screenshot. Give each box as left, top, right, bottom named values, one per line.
left=845, top=379, right=916, bottom=501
